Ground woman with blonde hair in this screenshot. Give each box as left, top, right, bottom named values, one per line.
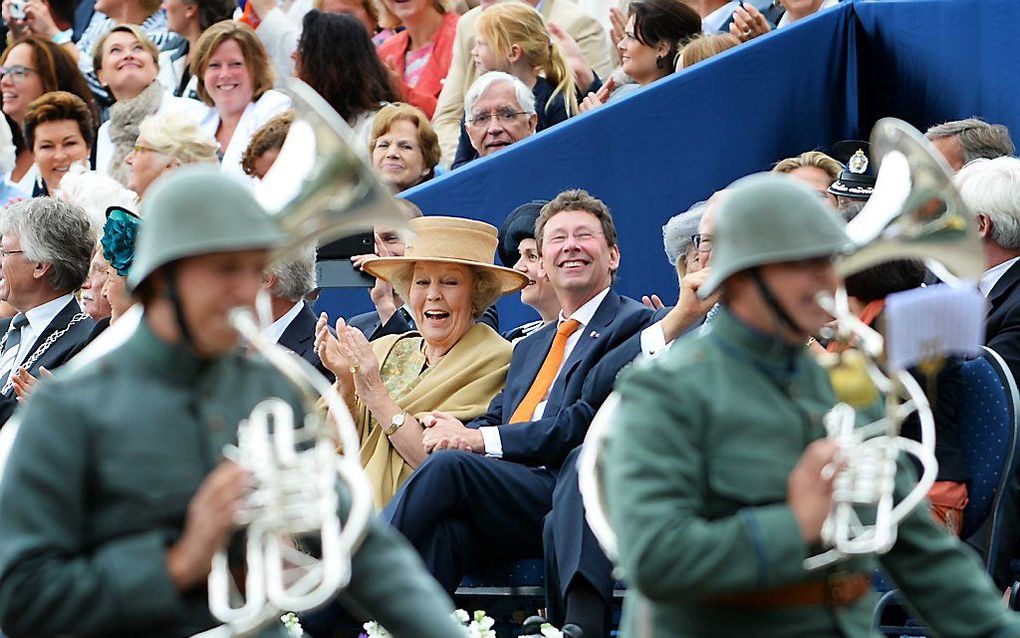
left=453, top=2, right=578, bottom=167
left=125, top=111, right=219, bottom=197
left=773, top=150, right=842, bottom=208
left=677, top=32, right=739, bottom=70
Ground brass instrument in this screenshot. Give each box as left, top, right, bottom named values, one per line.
left=196, top=80, right=412, bottom=637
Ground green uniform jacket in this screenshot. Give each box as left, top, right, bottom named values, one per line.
left=606, top=307, right=1020, bottom=638
left=0, top=319, right=460, bottom=638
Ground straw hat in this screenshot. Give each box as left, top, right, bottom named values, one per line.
left=361, top=216, right=529, bottom=307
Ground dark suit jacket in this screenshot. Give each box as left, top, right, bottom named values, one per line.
left=986, top=260, right=1020, bottom=384
left=0, top=298, right=95, bottom=424
left=347, top=305, right=500, bottom=341
left=278, top=302, right=334, bottom=381
left=467, top=291, right=654, bottom=468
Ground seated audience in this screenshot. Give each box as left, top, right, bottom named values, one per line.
left=80, top=242, right=113, bottom=322
left=379, top=190, right=657, bottom=638
left=320, top=0, right=395, bottom=45
left=0, top=36, right=96, bottom=193
left=453, top=2, right=578, bottom=168
left=432, top=0, right=613, bottom=165
left=461, top=71, right=537, bottom=164
left=496, top=199, right=560, bottom=342
left=370, top=102, right=440, bottom=192
left=580, top=0, right=701, bottom=112
left=293, top=11, right=399, bottom=155
left=676, top=31, right=739, bottom=69
left=262, top=244, right=333, bottom=379
left=314, top=215, right=528, bottom=507
left=158, top=0, right=237, bottom=100
left=56, top=165, right=138, bottom=232
left=926, top=118, right=1015, bottom=172
left=193, top=21, right=292, bottom=178
left=93, top=25, right=208, bottom=183
left=125, top=111, right=219, bottom=197
left=682, top=0, right=768, bottom=34
left=23, top=90, right=95, bottom=195
left=375, top=0, right=458, bottom=119
left=772, top=149, right=842, bottom=208
left=0, top=197, right=97, bottom=424
left=661, top=200, right=706, bottom=286
left=242, top=111, right=292, bottom=179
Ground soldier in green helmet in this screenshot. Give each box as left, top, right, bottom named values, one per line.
left=0, top=166, right=463, bottom=638
left=605, top=173, right=1020, bottom=637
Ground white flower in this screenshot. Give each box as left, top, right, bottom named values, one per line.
left=280, top=613, right=304, bottom=637
left=454, top=609, right=471, bottom=624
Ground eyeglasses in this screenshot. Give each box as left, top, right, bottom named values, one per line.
left=545, top=231, right=604, bottom=247
left=0, top=249, right=24, bottom=259
left=691, top=233, right=713, bottom=252
left=132, top=143, right=166, bottom=155
left=467, top=109, right=528, bottom=128
left=0, top=65, right=36, bottom=82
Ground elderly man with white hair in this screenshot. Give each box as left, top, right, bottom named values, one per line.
left=0, top=198, right=97, bottom=425
left=455, top=71, right=538, bottom=169
left=956, top=156, right=1020, bottom=384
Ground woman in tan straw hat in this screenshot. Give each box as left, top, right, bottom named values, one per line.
left=315, top=216, right=528, bottom=507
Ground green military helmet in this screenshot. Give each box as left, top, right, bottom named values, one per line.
left=699, top=173, right=853, bottom=298
left=128, top=166, right=287, bottom=291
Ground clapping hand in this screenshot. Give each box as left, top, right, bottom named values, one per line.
left=352, top=232, right=399, bottom=324
left=641, top=294, right=665, bottom=310
left=335, top=324, right=387, bottom=408
left=548, top=21, right=596, bottom=94
left=12, top=365, right=51, bottom=403
left=579, top=76, right=616, bottom=114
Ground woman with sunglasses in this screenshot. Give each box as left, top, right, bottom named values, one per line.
left=0, top=35, right=96, bottom=194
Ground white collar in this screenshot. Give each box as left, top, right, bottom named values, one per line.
left=23, top=293, right=75, bottom=333
left=980, top=257, right=1020, bottom=297
left=702, top=0, right=740, bottom=33
left=262, top=300, right=304, bottom=344
left=558, top=287, right=611, bottom=329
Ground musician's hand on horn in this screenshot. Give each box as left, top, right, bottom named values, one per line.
left=166, top=461, right=251, bottom=592
left=788, top=439, right=842, bottom=544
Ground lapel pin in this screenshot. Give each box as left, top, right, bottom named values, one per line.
left=590, top=330, right=599, bottom=339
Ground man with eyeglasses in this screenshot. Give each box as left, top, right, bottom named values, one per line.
left=455, top=71, right=537, bottom=169
left=0, top=197, right=96, bottom=426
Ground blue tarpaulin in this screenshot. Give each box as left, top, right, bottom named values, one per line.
left=319, top=0, right=1019, bottom=332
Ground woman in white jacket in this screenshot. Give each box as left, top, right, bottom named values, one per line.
left=192, top=20, right=291, bottom=179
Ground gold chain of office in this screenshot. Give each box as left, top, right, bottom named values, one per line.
left=0, top=313, right=89, bottom=394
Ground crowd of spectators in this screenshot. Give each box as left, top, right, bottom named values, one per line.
left=0, top=0, right=1018, bottom=636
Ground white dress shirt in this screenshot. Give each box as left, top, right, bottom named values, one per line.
left=2, top=294, right=76, bottom=378
left=262, top=300, right=304, bottom=345
left=980, top=257, right=1020, bottom=297
left=702, top=0, right=740, bottom=34
left=480, top=287, right=611, bottom=458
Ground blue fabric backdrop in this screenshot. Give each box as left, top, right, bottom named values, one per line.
left=318, top=0, right=1018, bottom=332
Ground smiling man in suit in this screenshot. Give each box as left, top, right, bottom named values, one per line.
left=0, top=198, right=96, bottom=426
left=381, top=189, right=655, bottom=638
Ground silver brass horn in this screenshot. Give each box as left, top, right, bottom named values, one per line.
left=195, top=80, right=411, bottom=638
left=805, top=117, right=983, bottom=569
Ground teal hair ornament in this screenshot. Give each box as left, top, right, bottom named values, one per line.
left=101, top=206, right=140, bottom=277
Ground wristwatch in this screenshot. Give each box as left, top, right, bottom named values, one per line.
left=384, top=412, right=406, bottom=436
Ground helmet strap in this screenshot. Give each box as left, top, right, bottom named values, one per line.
left=164, top=263, right=197, bottom=351
left=748, top=267, right=805, bottom=339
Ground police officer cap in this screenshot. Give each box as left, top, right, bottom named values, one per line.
left=827, top=140, right=875, bottom=200
left=128, top=166, right=287, bottom=291
left=497, top=200, right=548, bottom=267
left=699, top=174, right=852, bottom=298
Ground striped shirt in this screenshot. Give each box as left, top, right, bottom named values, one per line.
left=76, top=10, right=181, bottom=111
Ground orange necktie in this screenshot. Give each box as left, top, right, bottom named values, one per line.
left=509, top=319, right=582, bottom=423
